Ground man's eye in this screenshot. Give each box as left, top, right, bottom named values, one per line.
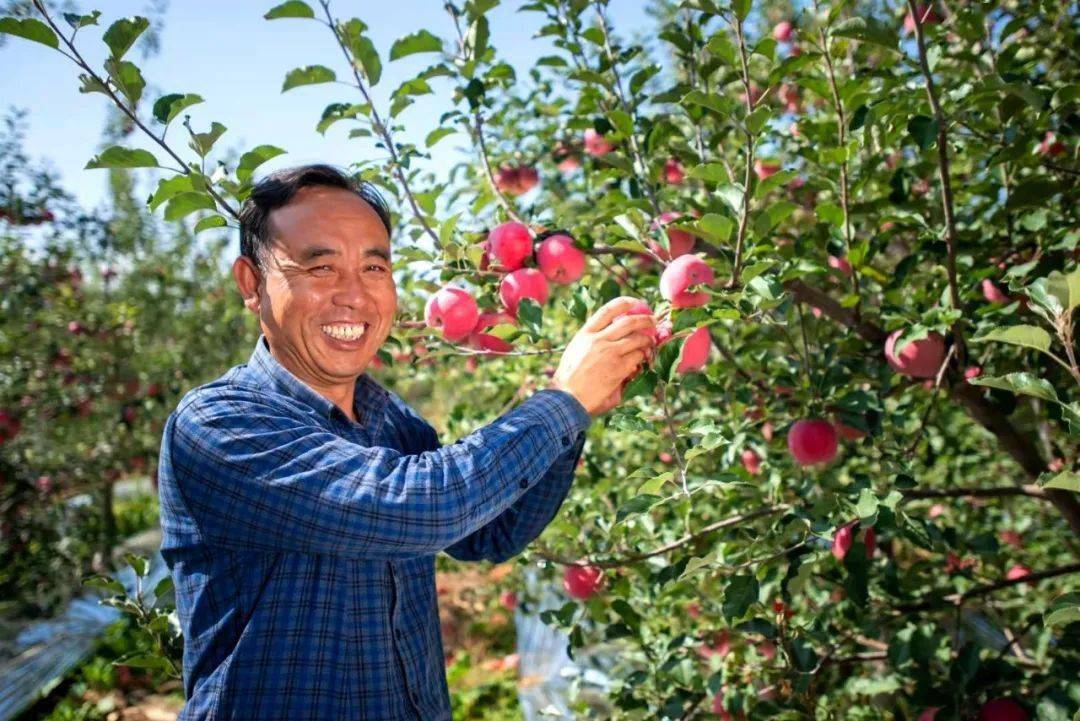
left=367, top=264, right=389, bottom=272
left=312, top=265, right=332, bottom=272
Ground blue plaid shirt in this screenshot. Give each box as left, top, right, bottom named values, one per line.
left=157, top=335, right=590, bottom=720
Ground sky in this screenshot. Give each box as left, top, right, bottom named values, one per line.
left=1, top=0, right=656, bottom=213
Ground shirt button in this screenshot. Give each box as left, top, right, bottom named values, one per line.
left=518, top=478, right=529, bottom=489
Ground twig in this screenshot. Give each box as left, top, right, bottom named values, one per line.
left=31, top=0, right=239, bottom=219
left=535, top=505, right=786, bottom=569
left=906, top=0, right=963, bottom=354
left=895, top=562, right=1080, bottom=613
left=726, top=11, right=756, bottom=290
left=318, top=0, right=442, bottom=249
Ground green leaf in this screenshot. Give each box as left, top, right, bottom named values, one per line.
left=831, top=16, right=900, bottom=51
left=282, top=65, right=336, bottom=92
left=615, top=494, right=663, bottom=524
left=1042, top=471, right=1080, bottom=493
left=722, top=574, right=758, bottom=622
left=389, top=29, right=443, bottom=60
left=193, top=215, right=227, bottom=233
left=152, top=575, right=174, bottom=598
left=237, top=144, right=286, bottom=183
left=105, top=59, right=145, bottom=106
left=148, top=174, right=194, bottom=210
left=691, top=214, right=733, bottom=245
left=0, top=17, right=59, bottom=49
left=85, top=146, right=159, bottom=170
left=1044, top=593, right=1080, bottom=628
left=1007, top=178, right=1063, bottom=210
left=968, top=373, right=1059, bottom=404
left=732, top=0, right=752, bottom=22
left=607, top=109, right=634, bottom=137
left=753, top=201, right=796, bottom=237
left=264, top=0, right=315, bottom=19
left=816, top=202, right=844, bottom=228
left=340, top=19, right=382, bottom=85
left=907, top=115, right=938, bottom=151
left=164, top=192, right=216, bottom=221
left=152, top=93, right=204, bottom=124
left=83, top=575, right=125, bottom=594
left=102, top=16, right=149, bottom=60
left=187, top=121, right=227, bottom=157
left=63, top=11, right=101, bottom=29
left=425, top=127, right=455, bottom=148
left=715, top=184, right=744, bottom=215
left=974, top=325, right=1052, bottom=354
left=124, top=553, right=149, bottom=576
left=687, top=163, right=729, bottom=184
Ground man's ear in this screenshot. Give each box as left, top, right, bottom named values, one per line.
left=232, top=255, right=263, bottom=315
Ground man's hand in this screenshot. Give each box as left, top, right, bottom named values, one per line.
left=546, top=297, right=658, bottom=417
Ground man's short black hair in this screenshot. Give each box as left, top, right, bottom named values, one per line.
left=238, top=164, right=393, bottom=272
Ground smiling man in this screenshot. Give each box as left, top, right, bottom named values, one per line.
left=157, top=164, right=657, bottom=720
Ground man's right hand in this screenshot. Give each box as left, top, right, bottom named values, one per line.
left=547, top=297, right=658, bottom=417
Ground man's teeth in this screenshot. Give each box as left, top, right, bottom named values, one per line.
left=322, top=323, right=367, bottom=341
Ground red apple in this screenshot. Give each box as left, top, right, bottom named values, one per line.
left=614, top=300, right=659, bottom=343
left=35, top=475, right=52, bottom=493
left=739, top=84, right=763, bottom=107
left=517, top=166, right=539, bottom=194
left=835, top=417, right=867, bottom=440
left=698, top=630, right=731, bottom=660
left=964, top=366, right=982, bottom=380
left=686, top=601, right=701, bottom=618
left=929, top=504, right=947, bottom=519
left=827, top=255, right=852, bottom=276
left=918, top=708, right=941, bottom=721
left=1037, top=131, right=1065, bottom=157
left=677, top=326, right=712, bottom=373
left=762, top=421, right=775, bottom=442
left=787, top=419, right=839, bottom=466
left=884, top=330, right=946, bottom=379
left=499, top=268, right=550, bottom=317
left=648, top=212, right=696, bottom=261
left=487, top=221, right=534, bottom=271
left=494, top=165, right=521, bottom=195
left=832, top=522, right=855, bottom=560
left=741, top=448, right=761, bottom=475
left=563, top=564, right=603, bottom=599
left=0, top=411, right=20, bottom=443
left=663, top=157, right=685, bottom=184
left=583, top=128, right=615, bottom=156
left=536, top=233, right=586, bottom=284
left=659, top=451, right=674, bottom=464
left=978, top=698, right=1028, bottom=721
left=1005, top=564, right=1032, bottom=583
left=999, top=530, right=1022, bottom=548
left=757, top=639, right=777, bottom=660
left=903, top=4, right=941, bottom=35
left=499, top=590, right=518, bottom=610
left=864, top=526, right=876, bottom=558
left=778, top=82, right=801, bottom=113
left=982, top=279, right=1010, bottom=303
left=754, top=159, right=781, bottom=179
left=660, top=255, right=714, bottom=309
left=425, top=286, right=481, bottom=342
left=773, top=21, right=794, bottom=42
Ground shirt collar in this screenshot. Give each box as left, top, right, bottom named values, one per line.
left=246, top=334, right=389, bottom=435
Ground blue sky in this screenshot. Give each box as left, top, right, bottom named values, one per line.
left=2, top=0, right=655, bottom=211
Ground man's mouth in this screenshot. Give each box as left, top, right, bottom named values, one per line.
left=320, top=322, right=369, bottom=342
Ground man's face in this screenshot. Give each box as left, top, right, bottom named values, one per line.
left=234, top=185, right=396, bottom=392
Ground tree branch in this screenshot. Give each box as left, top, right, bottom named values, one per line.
left=895, top=562, right=1080, bottom=613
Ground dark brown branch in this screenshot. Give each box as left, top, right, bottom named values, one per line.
left=896, top=562, right=1080, bottom=613
left=782, top=278, right=1080, bottom=536
left=901, top=485, right=1049, bottom=501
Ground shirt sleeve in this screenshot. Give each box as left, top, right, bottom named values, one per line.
left=164, top=386, right=592, bottom=560
left=434, top=409, right=587, bottom=563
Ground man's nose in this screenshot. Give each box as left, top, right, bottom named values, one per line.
left=333, top=270, right=376, bottom=308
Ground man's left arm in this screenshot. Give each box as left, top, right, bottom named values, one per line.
left=409, top=396, right=587, bottom=564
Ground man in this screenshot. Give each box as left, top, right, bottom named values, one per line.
left=157, top=164, right=657, bottom=720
